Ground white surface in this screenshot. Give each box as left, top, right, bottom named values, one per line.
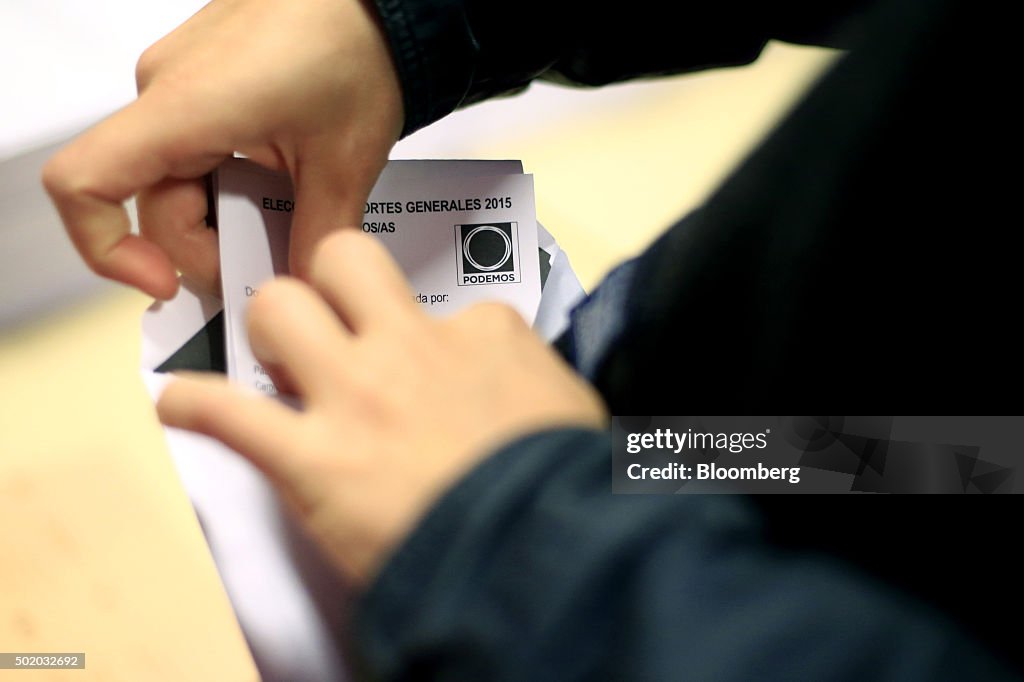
left=533, top=222, right=585, bottom=339
left=0, top=2, right=205, bottom=325
left=143, top=370, right=356, bottom=682
left=0, top=142, right=117, bottom=327
left=0, top=2, right=207, bottom=159
left=140, top=277, right=223, bottom=369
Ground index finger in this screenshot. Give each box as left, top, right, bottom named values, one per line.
left=42, top=94, right=227, bottom=299
left=309, top=230, right=421, bottom=333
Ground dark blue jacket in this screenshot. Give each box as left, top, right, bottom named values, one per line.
left=357, top=0, right=1022, bottom=678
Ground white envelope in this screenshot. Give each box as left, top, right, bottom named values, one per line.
left=141, top=161, right=585, bottom=682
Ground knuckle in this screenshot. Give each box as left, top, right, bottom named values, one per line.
left=40, top=152, right=74, bottom=199
left=134, top=45, right=163, bottom=91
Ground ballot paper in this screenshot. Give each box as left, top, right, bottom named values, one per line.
left=142, top=158, right=585, bottom=682
left=216, top=158, right=543, bottom=393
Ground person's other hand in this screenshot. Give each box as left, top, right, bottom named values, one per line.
left=42, top=0, right=403, bottom=299
left=156, top=231, right=608, bottom=585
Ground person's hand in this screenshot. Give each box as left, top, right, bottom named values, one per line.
left=156, top=230, right=608, bottom=585
left=42, top=0, right=403, bottom=299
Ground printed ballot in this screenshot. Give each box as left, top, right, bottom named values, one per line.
left=217, top=158, right=543, bottom=393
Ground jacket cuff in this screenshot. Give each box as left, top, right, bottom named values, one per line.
left=352, top=426, right=608, bottom=677
left=371, top=0, right=478, bottom=137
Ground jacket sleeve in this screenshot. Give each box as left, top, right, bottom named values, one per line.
left=353, top=428, right=1014, bottom=681
left=371, top=0, right=872, bottom=136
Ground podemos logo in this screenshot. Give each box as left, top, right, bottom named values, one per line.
left=455, top=222, right=521, bottom=285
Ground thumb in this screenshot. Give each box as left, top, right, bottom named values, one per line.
left=287, top=148, right=381, bottom=280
